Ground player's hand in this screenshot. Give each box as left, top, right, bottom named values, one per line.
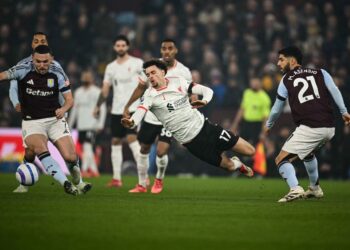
left=55, top=108, right=65, bottom=119
left=123, top=107, right=130, bottom=118
left=262, top=126, right=270, bottom=135
left=342, top=112, right=350, bottom=126
left=191, top=100, right=207, bottom=109
left=93, top=107, right=100, bottom=119
left=121, top=118, right=134, bottom=128
left=15, top=104, right=21, bottom=112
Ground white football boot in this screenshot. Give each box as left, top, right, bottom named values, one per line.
left=13, top=185, right=29, bottom=193
left=303, top=185, right=324, bottom=199
left=278, top=186, right=304, bottom=203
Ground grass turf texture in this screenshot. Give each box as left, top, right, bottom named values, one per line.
left=0, top=174, right=349, bottom=250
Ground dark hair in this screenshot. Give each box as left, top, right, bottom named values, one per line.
left=33, top=45, right=52, bottom=55
left=143, top=59, right=168, bottom=75
left=114, top=35, right=130, bottom=45
left=278, top=46, right=303, bottom=64
left=33, top=31, right=47, bottom=37
left=161, top=38, right=177, bottom=46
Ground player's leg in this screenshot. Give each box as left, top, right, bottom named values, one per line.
left=275, top=150, right=304, bottom=202
left=129, top=122, right=159, bottom=193
left=79, top=131, right=90, bottom=177
left=23, top=118, right=77, bottom=195
left=152, top=129, right=172, bottom=194
left=49, top=117, right=91, bottom=194
left=108, top=115, right=125, bottom=187
left=303, top=153, right=323, bottom=198
left=25, top=134, right=77, bottom=195
left=81, top=131, right=99, bottom=177
left=302, top=127, right=334, bottom=198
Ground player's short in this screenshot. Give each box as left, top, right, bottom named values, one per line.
left=282, top=125, right=335, bottom=160
left=111, top=114, right=137, bottom=138
left=78, top=130, right=96, bottom=144
left=22, top=117, right=71, bottom=147
left=137, top=121, right=172, bottom=145
left=183, top=119, right=239, bottom=167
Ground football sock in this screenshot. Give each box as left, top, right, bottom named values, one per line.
left=111, top=145, right=122, bottom=180
left=156, top=155, right=168, bottom=179
left=66, top=159, right=82, bottom=185
left=129, top=141, right=141, bottom=163
left=82, top=142, right=97, bottom=172
left=231, top=157, right=242, bottom=170
left=137, top=153, right=149, bottom=187
left=303, top=155, right=319, bottom=187
left=38, top=151, right=67, bottom=186
left=278, top=161, right=299, bottom=189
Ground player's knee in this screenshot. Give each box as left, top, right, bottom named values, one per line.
left=111, top=138, right=122, bottom=145
left=140, top=144, right=151, bottom=154
left=247, top=144, right=255, bottom=156
left=24, top=148, right=36, bottom=162
left=63, top=152, right=77, bottom=163
left=304, top=153, right=315, bottom=161
left=156, top=148, right=168, bottom=157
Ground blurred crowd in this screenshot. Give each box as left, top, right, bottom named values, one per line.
left=1, top=0, right=349, bottom=178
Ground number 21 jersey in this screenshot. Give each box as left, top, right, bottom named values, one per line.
left=278, top=66, right=334, bottom=128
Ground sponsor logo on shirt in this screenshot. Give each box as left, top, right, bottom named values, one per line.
left=26, top=88, right=54, bottom=96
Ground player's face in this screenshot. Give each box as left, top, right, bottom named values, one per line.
left=160, top=42, right=178, bottom=64
left=31, top=35, right=48, bottom=49
left=33, top=53, right=53, bottom=74
left=145, top=65, right=166, bottom=88
left=114, top=40, right=129, bottom=57
left=277, top=54, right=291, bottom=74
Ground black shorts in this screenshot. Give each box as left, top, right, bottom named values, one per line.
left=111, top=114, right=137, bottom=138
left=183, top=119, right=239, bottom=167
left=137, top=121, right=172, bottom=145
left=78, top=130, right=96, bottom=144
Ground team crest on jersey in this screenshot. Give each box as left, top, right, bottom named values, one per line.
left=47, top=79, right=54, bottom=88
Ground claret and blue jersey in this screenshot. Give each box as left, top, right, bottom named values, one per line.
left=6, top=62, right=71, bottom=120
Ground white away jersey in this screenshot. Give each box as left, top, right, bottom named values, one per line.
left=104, top=56, right=143, bottom=114
left=144, top=60, right=192, bottom=125
left=140, top=76, right=204, bottom=144
left=68, top=85, right=106, bottom=131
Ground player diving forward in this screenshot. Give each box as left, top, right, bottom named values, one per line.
left=122, top=59, right=255, bottom=180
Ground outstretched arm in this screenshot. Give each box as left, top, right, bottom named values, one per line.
left=321, top=69, right=350, bottom=126
left=9, top=80, right=21, bottom=112
left=189, top=83, right=213, bottom=108
left=123, top=82, right=147, bottom=117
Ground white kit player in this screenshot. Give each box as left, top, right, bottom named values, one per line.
left=123, top=39, right=192, bottom=194
left=122, top=59, right=255, bottom=181
left=68, top=70, right=106, bottom=178
left=93, top=35, right=142, bottom=188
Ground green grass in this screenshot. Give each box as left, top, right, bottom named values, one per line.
left=0, top=174, right=350, bottom=250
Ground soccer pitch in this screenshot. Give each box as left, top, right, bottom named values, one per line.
left=0, top=174, right=349, bottom=250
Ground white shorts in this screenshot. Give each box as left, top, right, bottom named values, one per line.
left=22, top=117, right=71, bottom=147
left=282, top=125, right=335, bottom=160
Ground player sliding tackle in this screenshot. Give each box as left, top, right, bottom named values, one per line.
left=122, top=59, right=256, bottom=175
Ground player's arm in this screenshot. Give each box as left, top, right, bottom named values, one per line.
left=94, top=81, right=110, bottom=118
left=321, top=69, right=350, bottom=125
left=68, top=92, right=78, bottom=128
left=56, top=91, right=73, bottom=119
left=264, top=80, right=287, bottom=133
left=123, top=81, right=148, bottom=118
left=1, top=64, right=30, bottom=81
left=55, top=71, right=73, bottom=119
left=188, top=82, right=213, bottom=108
left=122, top=89, right=152, bottom=128
left=9, top=80, right=21, bottom=112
